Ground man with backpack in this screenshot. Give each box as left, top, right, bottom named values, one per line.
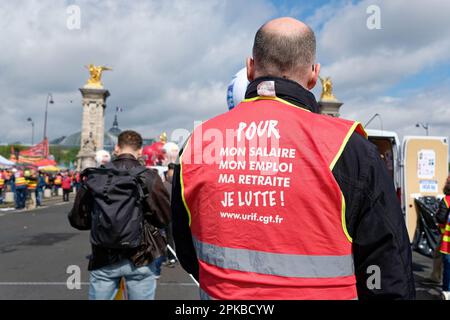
left=68, top=130, right=171, bottom=300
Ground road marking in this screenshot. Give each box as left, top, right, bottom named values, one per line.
left=158, top=282, right=197, bottom=286
left=0, top=282, right=196, bottom=286
left=0, top=282, right=89, bottom=286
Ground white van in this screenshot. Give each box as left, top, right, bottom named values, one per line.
left=365, top=129, right=402, bottom=200
left=365, top=130, right=449, bottom=241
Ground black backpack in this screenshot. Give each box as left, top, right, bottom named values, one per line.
left=82, top=163, right=150, bottom=249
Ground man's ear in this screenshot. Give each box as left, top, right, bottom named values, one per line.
left=246, top=57, right=255, bottom=82
left=137, top=148, right=143, bottom=158
left=114, top=144, right=120, bottom=155
left=306, top=63, right=320, bottom=90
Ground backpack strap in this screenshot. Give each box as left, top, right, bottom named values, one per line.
left=129, top=166, right=151, bottom=203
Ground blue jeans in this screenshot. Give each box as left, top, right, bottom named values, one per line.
left=443, top=254, right=450, bottom=292
left=36, top=189, right=43, bottom=206
left=154, top=255, right=165, bottom=276
left=89, top=259, right=157, bottom=300
left=15, top=187, right=27, bottom=209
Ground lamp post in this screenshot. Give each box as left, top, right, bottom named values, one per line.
left=43, top=93, right=54, bottom=140
left=364, top=113, right=383, bottom=131
left=416, top=122, right=429, bottom=136
left=27, top=117, right=34, bottom=145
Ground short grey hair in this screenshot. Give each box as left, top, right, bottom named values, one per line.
left=252, top=24, right=316, bottom=75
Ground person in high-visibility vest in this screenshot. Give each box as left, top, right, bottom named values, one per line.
left=437, top=177, right=450, bottom=300
left=26, top=170, right=38, bottom=209
left=14, top=170, right=28, bottom=209
left=172, top=17, right=414, bottom=300
left=54, top=173, right=62, bottom=196
left=0, top=170, right=5, bottom=204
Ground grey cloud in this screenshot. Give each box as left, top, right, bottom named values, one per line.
left=0, top=0, right=274, bottom=143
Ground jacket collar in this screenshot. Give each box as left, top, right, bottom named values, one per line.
left=245, top=76, right=320, bottom=113
left=115, top=153, right=138, bottom=161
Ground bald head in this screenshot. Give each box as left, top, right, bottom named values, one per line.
left=250, top=17, right=317, bottom=87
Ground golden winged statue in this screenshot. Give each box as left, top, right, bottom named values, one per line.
left=85, top=64, right=112, bottom=88
left=159, top=132, right=168, bottom=143
left=319, top=76, right=337, bottom=101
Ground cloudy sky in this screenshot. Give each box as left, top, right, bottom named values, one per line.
left=0, top=0, right=448, bottom=146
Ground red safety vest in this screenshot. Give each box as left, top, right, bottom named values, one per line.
left=181, top=96, right=366, bottom=300
left=440, top=195, right=450, bottom=254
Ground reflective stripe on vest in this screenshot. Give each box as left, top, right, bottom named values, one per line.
left=192, top=236, right=354, bottom=278
left=15, top=177, right=27, bottom=187
left=181, top=96, right=365, bottom=300
left=440, top=195, right=450, bottom=254
left=27, top=180, right=37, bottom=189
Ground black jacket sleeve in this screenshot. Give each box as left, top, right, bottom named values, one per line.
left=436, top=199, right=450, bottom=225
left=171, top=164, right=199, bottom=280
left=335, top=133, right=415, bottom=300
left=68, top=185, right=93, bottom=230
left=143, top=171, right=171, bottom=229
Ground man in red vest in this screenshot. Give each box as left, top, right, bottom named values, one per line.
left=172, top=17, right=414, bottom=300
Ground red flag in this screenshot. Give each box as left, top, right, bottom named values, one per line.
left=18, top=138, right=49, bottom=164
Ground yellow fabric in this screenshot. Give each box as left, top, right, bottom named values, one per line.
left=341, top=194, right=352, bottom=243
left=329, top=122, right=366, bottom=170
left=180, top=139, right=193, bottom=226
left=27, top=180, right=37, bottom=189
left=15, top=177, right=27, bottom=186
left=330, top=122, right=366, bottom=243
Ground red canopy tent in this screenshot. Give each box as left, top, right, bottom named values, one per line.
left=33, top=158, right=56, bottom=167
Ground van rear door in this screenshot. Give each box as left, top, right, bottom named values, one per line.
left=402, top=136, right=449, bottom=241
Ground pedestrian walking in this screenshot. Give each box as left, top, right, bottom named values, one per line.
left=25, top=170, right=38, bottom=209
left=0, top=170, right=4, bottom=204
left=36, top=171, right=46, bottom=207
left=61, top=172, right=72, bottom=202
left=13, top=169, right=27, bottom=210
left=172, top=17, right=415, bottom=300
left=69, top=130, right=171, bottom=300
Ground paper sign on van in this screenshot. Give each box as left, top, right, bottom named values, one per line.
left=419, top=180, right=438, bottom=193
left=417, top=149, right=435, bottom=179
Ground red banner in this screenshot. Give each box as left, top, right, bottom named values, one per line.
left=18, top=138, right=49, bottom=164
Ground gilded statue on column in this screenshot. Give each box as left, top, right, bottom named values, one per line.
left=85, top=64, right=112, bottom=88
left=319, top=76, right=338, bottom=101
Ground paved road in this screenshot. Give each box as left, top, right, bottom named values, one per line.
left=0, top=203, right=199, bottom=300
left=0, top=202, right=444, bottom=300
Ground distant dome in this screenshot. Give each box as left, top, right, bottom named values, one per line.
left=58, top=131, right=118, bottom=152
left=55, top=116, right=121, bottom=152
left=108, top=114, right=121, bottom=136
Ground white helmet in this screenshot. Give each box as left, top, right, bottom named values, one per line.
left=226, top=67, right=249, bottom=110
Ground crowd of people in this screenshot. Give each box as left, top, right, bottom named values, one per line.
left=0, top=168, right=81, bottom=209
